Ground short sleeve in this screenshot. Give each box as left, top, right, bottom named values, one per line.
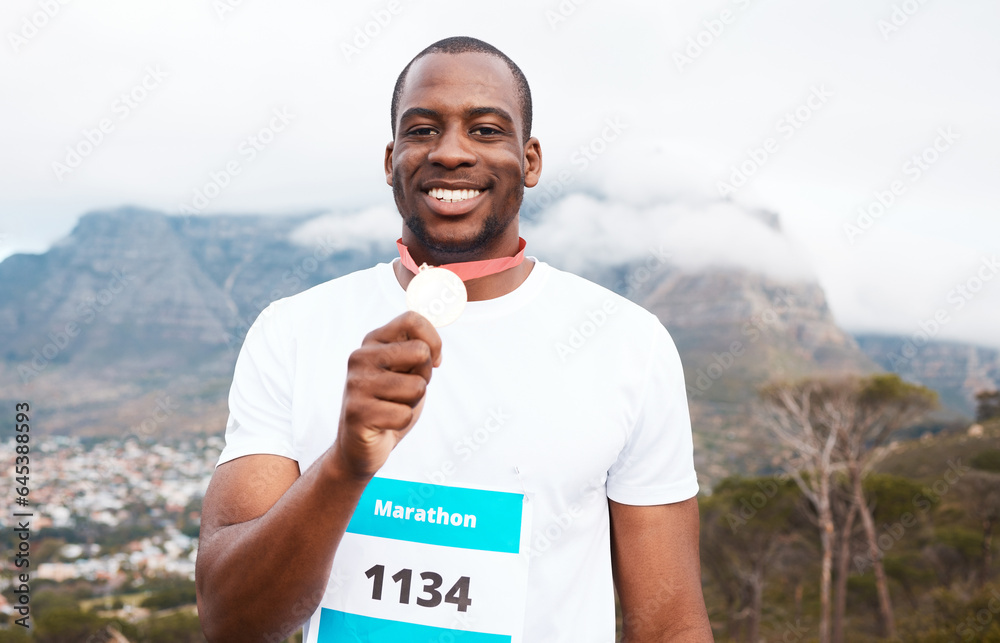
left=217, top=301, right=297, bottom=467
left=606, top=323, right=699, bottom=505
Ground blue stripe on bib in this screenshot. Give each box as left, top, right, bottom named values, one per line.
left=317, top=608, right=512, bottom=642
left=345, top=477, right=523, bottom=554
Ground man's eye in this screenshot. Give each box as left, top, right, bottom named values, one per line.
left=408, top=127, right=436, bottom=136
left=472, top=126, right=501, bottom=136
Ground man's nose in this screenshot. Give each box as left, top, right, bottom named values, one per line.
left=426, top=125, right=476, bottom=168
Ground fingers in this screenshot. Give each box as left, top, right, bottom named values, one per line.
left=334, top=312, right=443, bottom=479
left=345, top=368, right=428, bottom=408
left=363, top=311, right=443, bottom=368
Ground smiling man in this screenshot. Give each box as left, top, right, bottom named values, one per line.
left=196, top=37, right=711, bottom=642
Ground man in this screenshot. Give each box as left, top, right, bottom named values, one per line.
left=196, top=37, right=712, bottom=642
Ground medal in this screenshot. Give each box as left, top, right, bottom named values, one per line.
left=405, top=264, right=467, bottom=328
left=397, top=237, right=528, bottom=328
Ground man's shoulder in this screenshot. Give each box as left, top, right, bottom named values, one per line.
left=538, top=262, right=663, bottom=329
left=248, top=262, right=392, bottom=335
left=301, top=262, right=389, bottom=298
left=272, top=262, right=390, bottom=310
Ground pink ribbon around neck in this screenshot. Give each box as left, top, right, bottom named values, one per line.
left=396, top=237, right=527, bottom=282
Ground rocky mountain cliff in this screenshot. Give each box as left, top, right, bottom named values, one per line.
left=0, top=207, right=389, bottom=438
left=1, top=206, right=982, bottom=483
left=854, top=334, right=1000, bottom=417
left=629, top=268, right=877, bottom=479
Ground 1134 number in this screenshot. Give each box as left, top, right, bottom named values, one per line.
left=364, top=564, right=472, bottom=612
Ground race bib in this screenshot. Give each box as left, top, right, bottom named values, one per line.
left=306, top=477, right=532, bottom=643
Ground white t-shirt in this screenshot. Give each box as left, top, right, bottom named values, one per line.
left=219, top=259, right=699, bottom=642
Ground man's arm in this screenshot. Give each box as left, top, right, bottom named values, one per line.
left=609, top=497, right=713, bottom=642
left=196, top=312, right=442, bottom=642
left=196, top=453, right=366, bottom=641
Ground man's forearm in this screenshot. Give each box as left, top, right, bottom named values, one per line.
left=196, top=453, right=369, bottom=642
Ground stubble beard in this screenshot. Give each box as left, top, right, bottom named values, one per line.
left=393, top=167, right=524, bottom=257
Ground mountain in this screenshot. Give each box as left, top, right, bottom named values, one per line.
left=0, top=206, right=392, bottom=437
left=854, top=334, right=1000, bottom=418
left=627, top=266, right=879, bottom=479
left=0, top=204, right=971, bottom=484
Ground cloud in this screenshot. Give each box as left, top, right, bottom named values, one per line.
left=812, top=224, right=1000, bottom=348
left=525, top=193, right=815, bottom=282
left=288, top=206, right=401, bottom=255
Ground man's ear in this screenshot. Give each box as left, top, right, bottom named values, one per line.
left=523, top=137, right=542, bottom=188
left=384, top=141, right=394, bottom=186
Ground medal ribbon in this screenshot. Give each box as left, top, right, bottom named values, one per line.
left=396, top=237, right=527, bottom=282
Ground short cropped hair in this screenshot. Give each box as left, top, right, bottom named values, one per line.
left=390, top=36, right=533, bottom=143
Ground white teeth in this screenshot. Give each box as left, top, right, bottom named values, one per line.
left=428, top=188, right=482, bottom=202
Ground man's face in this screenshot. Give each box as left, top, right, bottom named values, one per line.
left=385, top=52, right=541, bottom=258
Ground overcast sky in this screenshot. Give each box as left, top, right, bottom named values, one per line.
left=2, top=0, right=998, bottom=347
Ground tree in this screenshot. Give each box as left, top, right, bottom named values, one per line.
left=701, top=476, right=805, bottom=642
left=864, top=474, right=934, bottom=608
left=832, top=480, right=859, bottom=643
left=758, top=374, right=936, bottom=642
left=956, top=471, right=1000, bottom=587
left=977, top=390, right=1000, bottom=422
left=758, top=380, right=843, bottom=643
left=834, top=374, right=936, bottom=639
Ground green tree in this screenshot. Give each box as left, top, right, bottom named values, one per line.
left=833, top=374, right=936, bottom=640
left=702, top=475, right=806, bottom=642
left=33, top=608, right=107, bottom=643
left=141, top=612, right=207, bottom=643
left=759, top=374, right=936, bottom=642
left=976, top=390, right=1000, bottom=422
left=973, top=450, right=1000, bottom=473
left=140, top=581, right=197, bottom=611
left=956, top=471, right=1000, bottom=587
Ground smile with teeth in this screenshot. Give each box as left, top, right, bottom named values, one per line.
left=427, top=187, right=482, bottom=202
